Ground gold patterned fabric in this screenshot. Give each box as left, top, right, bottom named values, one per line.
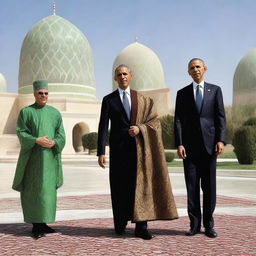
left=132, top=92, right=178, bottom=222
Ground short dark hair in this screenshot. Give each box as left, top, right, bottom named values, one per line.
left=114, top=64, right=132, bottom=76
left=188, top=58, right=206, bottom=67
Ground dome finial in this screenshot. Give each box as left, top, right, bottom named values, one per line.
left=134, top=36, right=139, bottom=43
left=52, top=2, right=56, bottom=15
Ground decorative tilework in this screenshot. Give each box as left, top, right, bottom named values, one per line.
left=19, top=15, right=96, bottom=99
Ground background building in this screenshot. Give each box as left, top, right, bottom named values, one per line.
left=0, top=11, right=171, bottom=155
left=233, top=48, right=256, bottom=125
left=112, top=41, right=171, bottom=116
left=0, top=13, right=101, bottom=155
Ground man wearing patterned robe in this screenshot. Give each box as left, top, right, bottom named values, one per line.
left=97, top=65, right=178, bottom=240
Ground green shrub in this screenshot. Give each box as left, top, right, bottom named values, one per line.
left=243, top=117, right=256, bottom=126
left=232, top=104, right=256, bottom=127
left=159, top=115, right=175, bottom=149
left=226, top=120, right=235, bottom=145
left=225, top=106, right=234, bottom=144
left=232, top=126, right=256, bottom=164
left=165, top=152, right=175, bottom=162
left=82, top=132, right=98, bottom=154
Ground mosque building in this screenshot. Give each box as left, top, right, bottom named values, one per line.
left=0, top=7, right=100, bottom=155
left=0, top=6, right=171, bottom=155
left=233, top=48, right=256, bottom=124
left=112, top=41, right=171, bottom=117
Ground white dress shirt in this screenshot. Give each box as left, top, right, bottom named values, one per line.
left=193, top=81, right=204, bottom=100
left=118, top=87, right=131, bottom=108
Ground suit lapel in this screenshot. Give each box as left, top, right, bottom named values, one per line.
left=187, top=83, right=198, bottom=115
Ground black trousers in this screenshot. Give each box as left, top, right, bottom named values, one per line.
left=183, top=149, right=217, bottom=230
left=110, top=137, right=147, bottom=232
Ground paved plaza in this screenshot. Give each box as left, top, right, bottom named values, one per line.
left=0, top=155, right=255, bottom=255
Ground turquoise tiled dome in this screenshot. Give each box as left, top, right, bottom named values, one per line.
left=112, top=42, right=166, bottom=91
left=19, top=15, right=96, bottom=99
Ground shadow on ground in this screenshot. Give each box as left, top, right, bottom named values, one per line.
left=0, top=223, right=185, bottom=239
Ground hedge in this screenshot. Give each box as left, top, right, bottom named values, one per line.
left=165, top=152, right=175, bottom=162
left=82, top=132, right=98, bottom=154
left=232, top=126, right=256, bottom=164
left=159, top=115, right=175, bottom=149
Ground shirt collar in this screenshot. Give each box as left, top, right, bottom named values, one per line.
left=118, top=86, right=130, bottom=95
left=193, top=81, right=204, bottom=90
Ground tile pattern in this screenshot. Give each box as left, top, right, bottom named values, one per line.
left=0, top=195, right=255, bottom=255
left=19, top=15, right=95, bottom=99
left=0, top=216, right=255, bottom=256
left=0, top=194, right=255, bottom=213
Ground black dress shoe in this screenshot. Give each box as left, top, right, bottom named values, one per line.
left=205, top=228, right=217, bottom=238
left=115, top=222, right=127, bottom=235
left=41, top=225, right=56, bottom=233
left=32, top=228, right=45, bottom=239
left=135, top=229, right=153, bottom=240
left=185, top=228, right=201, bottom=236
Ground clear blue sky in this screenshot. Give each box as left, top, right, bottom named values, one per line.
left=0, top=0, right=255, bottom=106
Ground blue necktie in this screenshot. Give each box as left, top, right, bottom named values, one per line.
left=195, top=85, right=203, bottom=113
left=122, top=91, right=130, bottom=120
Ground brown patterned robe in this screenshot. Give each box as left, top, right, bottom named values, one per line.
left=131, top=91, right=178, bottom=222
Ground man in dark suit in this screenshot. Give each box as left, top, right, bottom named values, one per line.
left=97, top=64, right=178, bottom=240
left=174, top=58, right=226, bottom=238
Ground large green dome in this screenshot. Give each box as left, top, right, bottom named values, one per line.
left=233, top=48, right=256, bottom=106
left=233, top=48, right=256, bottom=124
left=233, top=48, right=256, bottom=92
left=112, top=42, right=166, bottom=91
left=234, top=49, right=256, bottom=92
left=19, top=15, right=96, bottom=99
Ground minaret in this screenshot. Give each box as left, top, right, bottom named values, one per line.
left=52, top=2, right=56, bottom=15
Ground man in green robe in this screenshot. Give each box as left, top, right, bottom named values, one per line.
left=12, top=80, right=66, bottom=239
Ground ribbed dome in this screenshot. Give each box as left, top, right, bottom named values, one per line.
left=112, top=42, right=166, bottom=91
left=0, top=73, right=7, bottom=92
left=233, top=49, right=256, bottom=91
left=19, top=15, right=96, bottom=99
left=233, top=48, right=256, bottom=107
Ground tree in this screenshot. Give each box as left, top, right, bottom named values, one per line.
left=82, top=132, right=98, bottom=154
left=159, top=115, right=175, bottom=149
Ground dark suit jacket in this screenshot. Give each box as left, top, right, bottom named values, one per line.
left=97, top=89, right=138, bottom=222
left=174, top=82, right=226, bottom=155
left=97, top=89, right=138, bottom=156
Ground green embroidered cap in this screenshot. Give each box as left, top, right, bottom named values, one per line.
left=33, top=80, right=48, bottom=91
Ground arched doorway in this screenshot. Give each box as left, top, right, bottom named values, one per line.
left=72, top=122, right=89, bottom=152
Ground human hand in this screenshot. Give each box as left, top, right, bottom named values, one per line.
left=177, top=145, right=186, bottom=159
left=215, top=141, right=224, bottom=155
left=48, top=140, right=56, bottom=148
left=128, top=126, right=140, bottom=137
left=98, top=155, right=106, bottom=169
left=36, top=136, right=54, bottom=148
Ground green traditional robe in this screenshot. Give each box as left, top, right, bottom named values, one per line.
left=12, top=103, right=65, bottom=223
